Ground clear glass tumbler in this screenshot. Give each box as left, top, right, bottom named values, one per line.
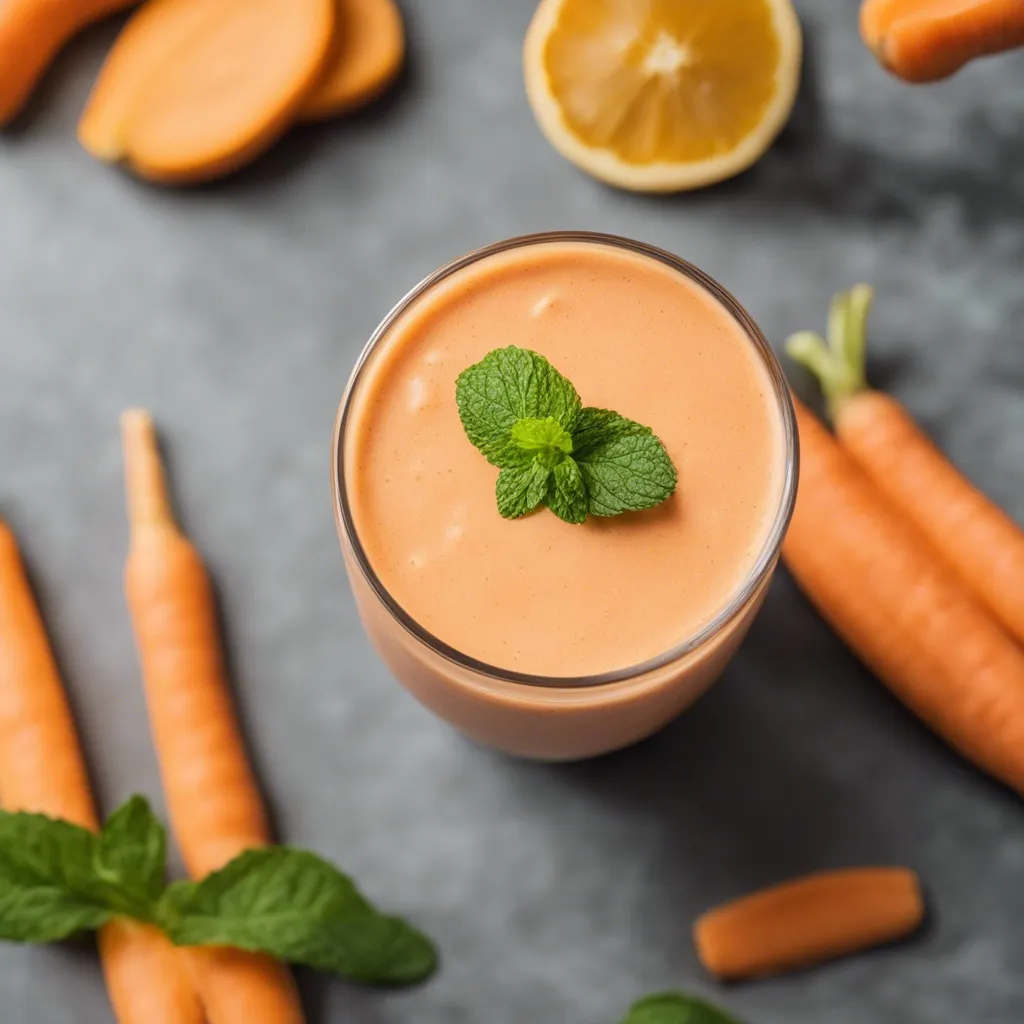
left=332, top=232, right=798, bottom=761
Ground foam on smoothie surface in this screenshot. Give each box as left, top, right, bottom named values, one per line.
left=345, top=242, right=784, bottom=677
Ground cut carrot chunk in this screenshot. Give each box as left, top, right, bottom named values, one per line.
left=118, top=0, right=334, bottom=184
left=301, top=0, right=405, bottom=120
left=695, top=868, right=924, bottom=980
left=78, top=0, right=217, bottom=161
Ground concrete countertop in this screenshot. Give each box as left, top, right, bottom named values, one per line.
left=1, top=1, right=1022, bottom=1021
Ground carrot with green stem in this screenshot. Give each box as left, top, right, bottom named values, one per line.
left=788, top=285, right=1024, bottom=648
left=120, top=409, right=304, bottom=1024
left=782, top=396, right=1024, bottom=797
left=0, top=519, right=204, bottom=1024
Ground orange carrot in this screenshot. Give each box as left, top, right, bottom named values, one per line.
left=782, top=396, right=1024, bottom=796
left=120, top=409, right=304, bottom=1024
left=0, top=519, right=204, bottom=1024
left=0, top=0, right=140, bottom=126
left=78, top=0, right=217, bottom=162
left=94, top=0, right=335, bottom=184
left=788, top=285, right=1024, bottom=648
left=861, top=0, right=1024, bottom=82
left=694, top=868, right=924, bottom=980
left=300, top=0, right=405, bottom=120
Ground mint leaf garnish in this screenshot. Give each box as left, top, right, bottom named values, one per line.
left=547, top=458, right=588, bottom=524
left=574, top=412, right=677, bottom=517
left=510, top=416, right=574, bottom=466
left=0, top=799, right=438, bottom=989
left=0, top=811, right=114, bottom=942
left=455, top=346, right=581, bottom=468
left=96, top=796, right=166, bottom=913
left=620, top=992, right=744, bottom=1024
left=496, top=462, right=550, bottom=519
left=160, top=847, right=437, bottom=985
left=457, top=347, right=677, bottom=523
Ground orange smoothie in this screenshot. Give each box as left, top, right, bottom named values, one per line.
left=334, top=233, right=796, bottom=759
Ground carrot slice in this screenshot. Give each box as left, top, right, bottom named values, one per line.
left=789, top=286, right=1024, bottom=647
left=861, top=0, right=1024, bottom=82
left=695, top=868, right=924, bottom=979
left=78, top=0, right=218, bottom=161
left=120, top=409, right=305, bottom=1024
left=118, top=0, right=334, bottom=184
left=782, top=396, right=1024, bottom=797
left=0, top=519, right=204, bottom=1024
left=0, top=0, right=139, bottom=127
left=300, top=0, right=405, bottom=120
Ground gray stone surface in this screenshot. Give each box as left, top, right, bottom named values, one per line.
left=1, top=1, right=1023, bottom=1021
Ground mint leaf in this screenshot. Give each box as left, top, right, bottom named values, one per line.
left=456, top=347, right=581, bottom=467
left=160, top=847, right=437, bottom=986
left=457, top=349, right=678, bottom=523
left=96, top=796, right=166, bottom=915
left=496, top=461, right=551, bottom=519
left=574, top=409, right=677, bottom=516
left=509, top=416, right=574, bottom=467
left=547, top=458, right=588, bottom=524
left=0, top=811, right=113, bottom=942
left=621, top=992, right=744, bottom=1024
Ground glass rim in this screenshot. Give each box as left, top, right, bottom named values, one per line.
left=332, top=231, right=799, bottom=689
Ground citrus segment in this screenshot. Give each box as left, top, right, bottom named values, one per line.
left=524, top=0, right=802, bottom=192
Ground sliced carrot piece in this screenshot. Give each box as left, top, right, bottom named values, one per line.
left=695, top=868, right=924, bottom=980
left=120, top=0, right=335, bottom=184
left=78, top=0, right=217, bottom=161
left=300, top=0, right=405, bottom=120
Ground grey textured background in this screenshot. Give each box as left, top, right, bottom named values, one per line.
left=1, top=1, right=1023, bottom=1021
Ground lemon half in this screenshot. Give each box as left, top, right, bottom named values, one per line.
left=524, top=0, right=802, bottom=192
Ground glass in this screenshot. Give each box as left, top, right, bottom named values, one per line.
left=332, top=232, right=798, bottom=760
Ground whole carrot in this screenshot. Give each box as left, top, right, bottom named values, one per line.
left=120, top=409, right=304, bottom=1024
left=788, top=286, right=1024, bottom=648
left=0, top=519, right=203, bottom=1024
left=782, top=396, right=1024, bottom=796
left=695, top=867, right=924, bottom=979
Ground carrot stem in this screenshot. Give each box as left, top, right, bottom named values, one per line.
left=786, top=285, right=872, bottom=417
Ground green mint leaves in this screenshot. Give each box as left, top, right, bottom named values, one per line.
left=0, top=798, right=436, bottom=987
left=456, top=347, right=677, bottom=524
left=160, top=848, right=437, bottom=985
left=620, top=992, right=745, bottom=1024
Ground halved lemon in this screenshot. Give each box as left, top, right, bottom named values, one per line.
left=524, top=0, right=802, bottom=192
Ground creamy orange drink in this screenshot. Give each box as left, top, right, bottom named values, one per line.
left=333, top=233, right=797, bottom=759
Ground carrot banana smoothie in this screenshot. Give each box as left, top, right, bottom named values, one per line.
left=334, top=233, right=796, bottom=759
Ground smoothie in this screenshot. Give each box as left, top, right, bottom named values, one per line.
left=334, top=233, right=796, bottom=758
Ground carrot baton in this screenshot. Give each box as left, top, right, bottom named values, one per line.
left=788, top=286, right=1024, bottom=648
left=694, top=867, right=924, bottom=980
left=0, top=519, right=204, bottom=1024
left=782, top=396, right=1024, bottom=797
left=120, top=410, right=304, bottom=1024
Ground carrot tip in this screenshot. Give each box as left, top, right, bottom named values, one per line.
left=121, top=407, right=177, bottom=532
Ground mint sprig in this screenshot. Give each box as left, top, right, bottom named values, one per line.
left=620, top=992, right=745, bottom=1024
left=456, top=347, right=677, bottom=523
left=0, top=798, right=436, bottom=987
